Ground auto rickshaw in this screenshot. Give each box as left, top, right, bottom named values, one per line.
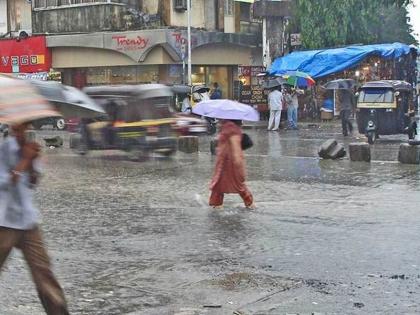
left=356, top=80, right=417, bottom=144
left=75, top=84, right=178, bottom=158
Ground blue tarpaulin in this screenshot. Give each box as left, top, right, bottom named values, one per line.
left=269, top=43, right=413, bottom=79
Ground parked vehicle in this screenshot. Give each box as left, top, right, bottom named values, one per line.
left=356, top=80, right=417, bottom=144
left=174, top=113, right=207, bottom=136
left=76, top=84, right=178, bottom=158
left=31, top=117, right=67, bottom=130
left=171, top=84, right=215, bottom=134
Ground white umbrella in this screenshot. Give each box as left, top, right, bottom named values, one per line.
left=192, top=99, right=260, bottom=122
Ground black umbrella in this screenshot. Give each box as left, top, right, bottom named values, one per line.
left=261, top=77, right=286, bottom=89
left=28, top=80, right=105, bottom=118
left=323, top=79, right=356, bottom=90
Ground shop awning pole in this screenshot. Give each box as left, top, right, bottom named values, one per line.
left=187, top=0, right=192, bottom=86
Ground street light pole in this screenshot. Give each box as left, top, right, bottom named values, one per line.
left=187, top=0, right=192, bottom=86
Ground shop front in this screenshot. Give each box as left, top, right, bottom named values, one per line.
left=0, top=36, right=51, bottom=79
left=47, top=29, right=261, bottom=98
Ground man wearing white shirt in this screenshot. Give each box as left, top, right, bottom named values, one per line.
left=0, top=122, right=69, bottom=315
left=267, top=87, right=283, bottom=131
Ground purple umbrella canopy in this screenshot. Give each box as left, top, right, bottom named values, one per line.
left=192, top=99, right=260, bottom=122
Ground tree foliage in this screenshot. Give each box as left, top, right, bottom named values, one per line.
left=291, top=0, right=417, bottom=49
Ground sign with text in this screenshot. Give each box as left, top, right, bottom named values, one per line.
left=291, top=33, right=302, bottom=46
left=240, top=85, right=268, bottom=105
left=0, top=36, right=51, bottom=73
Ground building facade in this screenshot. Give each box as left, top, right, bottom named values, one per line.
left=27, top=0, right=262, bottom=98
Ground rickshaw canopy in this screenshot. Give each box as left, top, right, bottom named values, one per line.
left=360, top=80, right=412, bottom=91
left=83, top=84, right=173, bottom=100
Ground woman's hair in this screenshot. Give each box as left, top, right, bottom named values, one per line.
left=230, top=119, right=242, bottom=126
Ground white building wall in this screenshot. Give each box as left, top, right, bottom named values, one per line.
left=143, top=0, right=159, bottom=14
left=0, top=0, right=7, bottom=35
left=170, top=0, right=206, bottom=28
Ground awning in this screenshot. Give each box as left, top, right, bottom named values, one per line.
left=269, top=42, right=416, bottom=79
left=235, top=0, right=254, bottom=3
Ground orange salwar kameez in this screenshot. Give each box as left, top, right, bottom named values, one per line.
left=209, top=121, right=253, bottom=207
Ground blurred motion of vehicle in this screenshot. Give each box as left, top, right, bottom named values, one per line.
left=77, top=84, right=178, bottom=158
left=28, top=80, right=105, bottom=131
left=173, top=113, right=207, bottom=136
left=171, top=84, right=215, bottom=135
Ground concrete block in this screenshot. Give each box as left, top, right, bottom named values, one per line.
left=349, top=143, right=371, bottom=162
left=178, top=136, right=199, bottom=153
left=210, top=138, right=218, bottom=155
left=25, top=130, right=36, bottom=142
left=398, top=143, right=420, bottom=164
left=318, top=139, right=346, bottom=160
left=329, top=143, right=346, bottom=159
left=69, top=133, right=81, bottom=149
left=43, top=136, right=63, bottom=148
left=318, top=139, right=337, bottom=159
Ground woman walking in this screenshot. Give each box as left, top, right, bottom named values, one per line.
left=209, top=120, right=255, bottom=209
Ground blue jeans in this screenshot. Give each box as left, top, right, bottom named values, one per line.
left=287, top=106, right=298, bottom=129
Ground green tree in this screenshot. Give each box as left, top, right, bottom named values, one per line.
left=291, top=0, right=417, bottom=49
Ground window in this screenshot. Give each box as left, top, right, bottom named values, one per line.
left=224, top=0, right=234, bottom=16
left=359, top=89, right=394, bottom=103
left=173, top=0, right=187, bottom=12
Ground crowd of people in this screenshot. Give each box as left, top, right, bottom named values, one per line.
left=267, top=85, right=356, bottom=136
left=267, top=85, right=304, bottom=131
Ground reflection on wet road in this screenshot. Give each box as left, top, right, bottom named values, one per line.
left=1, top=127, right=420, bottom=314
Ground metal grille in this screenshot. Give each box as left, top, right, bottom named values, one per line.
left=33, top=0, right=112, bottom=8
left=173, top=0, right=187, bottom=11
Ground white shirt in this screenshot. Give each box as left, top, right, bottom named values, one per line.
left=181, top=97, right=191, bottom=113
left=0, top=137, right=40, bottom=230
left=268, top=90, right=283, bottom=111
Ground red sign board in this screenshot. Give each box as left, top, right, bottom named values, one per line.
left=0, top=36, right=51, bottom=73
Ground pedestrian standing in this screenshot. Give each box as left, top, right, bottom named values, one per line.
left=0, top=122, right=69, bottom=315
left=210, top=82, right=222, bottom=100
left=339, top=89, right=354, bottom=136
left=267, top=87, right=283, bottom=131
left=181, top=93, right=192, bottom=113
left=209, top=120, right=255, bottom=209
left=284, top=87, right=300, bottom=130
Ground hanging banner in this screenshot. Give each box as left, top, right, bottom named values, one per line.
left=0, top=36, right=52, bottom=73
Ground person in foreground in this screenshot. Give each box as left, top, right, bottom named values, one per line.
left=0, top=122, right=69, bottom=315
left=209, top=120, right=255, bottom=209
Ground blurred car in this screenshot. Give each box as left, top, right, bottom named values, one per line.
left=174, top=113, right=207, bottom=136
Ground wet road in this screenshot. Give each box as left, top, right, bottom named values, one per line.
left=1, top=125, right=420, bottom=315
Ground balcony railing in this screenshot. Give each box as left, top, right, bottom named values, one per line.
left=33, top=0, right=113, bottom=9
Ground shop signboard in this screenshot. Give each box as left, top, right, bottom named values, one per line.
left=0, top=36, right=51, bottom=73
left=238, top=66, right=268, bottom=108
left=291, top=33, right=302, bottom=46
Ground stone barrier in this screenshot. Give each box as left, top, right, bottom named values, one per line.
left=349, top=143, right=371, bottom=162
left=178, top=136, right=199, bottom=153
left=398, top=143, right=420, bottom=164
left=210, top=138, right=218, bottom=155
left=69, top=133, right=81, bottom=149
left=44, top=136, right=64, bottom=148
left=318, top=139, right=346, bottom=160
left=25, top=130, right=36, bottom=142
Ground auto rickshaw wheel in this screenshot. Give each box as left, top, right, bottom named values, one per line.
left=367, top=131, right=376, bottom=145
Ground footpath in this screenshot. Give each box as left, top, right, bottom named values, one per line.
left=243, top=119, right=342, bottom=130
